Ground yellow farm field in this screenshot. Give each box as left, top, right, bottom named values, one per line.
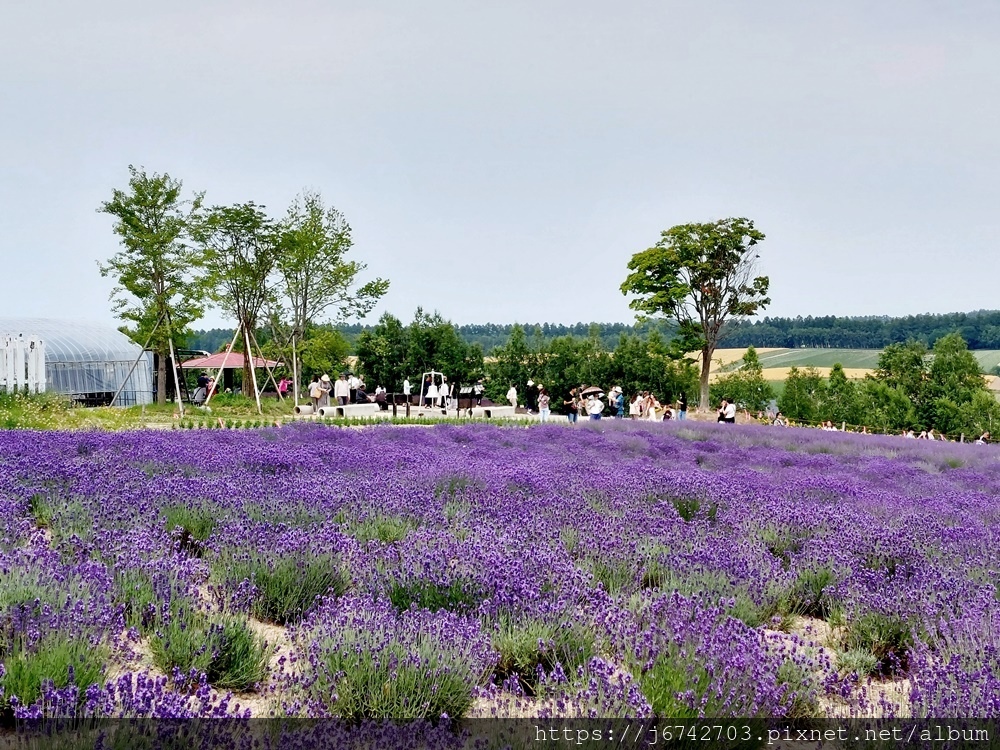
left=708, top=366, right=873, bottom=383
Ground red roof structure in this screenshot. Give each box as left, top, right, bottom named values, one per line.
left=180, top=352, right=281, bottom=370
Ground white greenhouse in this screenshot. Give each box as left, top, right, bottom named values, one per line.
left=0, top=318, right=152, bottom=406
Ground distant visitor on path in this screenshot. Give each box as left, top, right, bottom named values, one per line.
left=587, top=394, right=604, bottom=420
left=319, top=374, right=333, bottom=408
left=676, top=392, right=687, bottom=420
left=537, top=387, right=550, bottom=422
left=426, top=378, right=438, bottom=408
left=506, top=384, right=518, bottom=410
left=564, top=388, right=579, bottom=424
left=525, top=379, right=538, bottom=414
left=611, top=386, right=624, bottom=419
left=403, top=378, right=411, bottom=401
left=278, top=377, right=290, bottom=397
left=474, top=379, right=485, bottom=406
left=308, top=375, right=321, bottom=410
left=333, top=373, right=348, bottom=406
left=629, top=394, right=642, bottom=420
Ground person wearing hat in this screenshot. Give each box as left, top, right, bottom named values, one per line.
left=611, top=386, right=625, bottom=419
left=587, top=394, right=604, bottom=420
left=537, top=386, right=550, bottom=422
left=318, top=374, right=333, bottom=407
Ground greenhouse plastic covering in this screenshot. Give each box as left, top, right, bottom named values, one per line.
left=0, top=318, right=152, bottom=406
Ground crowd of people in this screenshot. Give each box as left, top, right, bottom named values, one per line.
left=503, top=380, right=691, bottom=423
left=301, top=373, right=390, bottom=411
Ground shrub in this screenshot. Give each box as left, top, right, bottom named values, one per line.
left=349, top=515, right=416, bottom=544
left=27, top=494, right=53, bottom=529
left=294, top=597, right=495, bottom=721
left=204, top=617, right=271, bottom=691
left=434, top=474, right=479, bottom=498
left=220, top=552, right=350, bottom=625
left=841, top=612, right=912, bottom=676
left=836, top=648, right=880, bottom=677
left=149, top=607, right=270, bottom=692
left=488, top=612, right=596, bottom=694
left=628, top=594, right=822, bottom=719
left=0, top=636, right=107, bottom=716
left=387, top=576, right=484, bottom=614
left=163, top=504, right=217, bottom=557
left=760, top=527, right=807, bottom=570
left=589, top=558, right=635, bottom=596
left=114, top=568, right=192, bottom=634
left=789, top=566, right=837, bottom=619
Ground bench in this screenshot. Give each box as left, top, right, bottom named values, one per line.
left=483, top=406, right=515, bottom=418
left=337, top=403, right=381, bottom=418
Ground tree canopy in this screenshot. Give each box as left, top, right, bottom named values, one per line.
left=622, top=217, right=769, bottom=409
left=98, top=166, right=206, bottom=404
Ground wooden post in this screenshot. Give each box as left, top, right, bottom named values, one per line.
left=205, top=325, right=242, bottom=407
left=167, top=335, right=185, bottom=417
left=110, top=310, right=165, bottom=407
left=243, top=325, right=263, bottom=415
left=248, top=328, right=282, bottom=398
left=291, top=331, right=299, bottom=407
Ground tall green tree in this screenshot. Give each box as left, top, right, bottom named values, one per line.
left=195, top=202, right=280, bottom=391
left=98, top=166, right=205, bottom=405
left=405, top=309, right=482, bottom=392
left=711, top=346, right=774, bottom=412
left=486, top=324, right=536, bottom=402
left=873, top=340, right=929, bottom=422
left=272, top=190, right=389, bottom=388
left=355, top=313, right=410, bottom=392
left=298, top=328, right=351, bottom=381
left=621, top=217, right=769, bottom=409
left=856, top=379, right=915, bottom=433
left=821, top=363, right=861, bottom=425
left=778, top=366, right=826, bottom=423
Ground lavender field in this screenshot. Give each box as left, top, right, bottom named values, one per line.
left=1, top=421, right=1000, bottom=726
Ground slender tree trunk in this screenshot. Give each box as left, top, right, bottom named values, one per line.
left=157, top=349, right=167, bottom=405
left=699, top=347, right=713, bottom=410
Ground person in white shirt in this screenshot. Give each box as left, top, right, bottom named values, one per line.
left=334, top=374, right=350, bottom=405
left=723, top=400, right=737, bottom=423
left=629, top=395, right=642, bottom=420
left=587, top=395, right=604, bottom=420
left=506, top=385, right=518, bottom=410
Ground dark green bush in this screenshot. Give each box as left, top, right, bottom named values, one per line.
left=387, top=577, right=484, bottom=614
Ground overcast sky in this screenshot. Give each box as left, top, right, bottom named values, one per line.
left=3, top=1, right=999, bottom=330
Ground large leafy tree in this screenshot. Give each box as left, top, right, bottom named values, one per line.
left=195, top=203, right=281, bottom=391
left=711, top=346, right=775, bottom=412
left=821, top=363, right=862, bottom=425
left=405, top=309, right=482, bottom=390
left=621, top=218, right=769, bottom=409
left=486, top=325, right=537, bottom=402
left=272, top=191, right=388, bottom=389
left=98, top=166, right=205, bottom=404
left=355, top=313, right=410, bottom=392
left=778, top=366, right=826, bottom=424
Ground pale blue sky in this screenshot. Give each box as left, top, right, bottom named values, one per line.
left=2, top=1, right=998, bottom=329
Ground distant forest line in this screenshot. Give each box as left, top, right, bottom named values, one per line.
left=187, top=309, right=1000, bottom=355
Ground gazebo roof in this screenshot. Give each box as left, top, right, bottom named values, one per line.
left=180, top=352, right=280, bottom=370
